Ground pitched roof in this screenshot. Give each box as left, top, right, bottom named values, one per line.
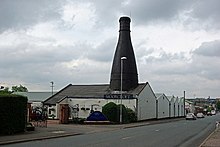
left=155, top=93, right=170, bottom=101
left=155, top=93, right=164, bottom=98
left=44, top=83, right=147, bottom=105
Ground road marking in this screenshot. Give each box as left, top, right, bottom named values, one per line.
left=122, top=136, right=132, bottom=140
left=155, top=129, right=160, bottom=132
left=52, top=131, right=65, bottom=134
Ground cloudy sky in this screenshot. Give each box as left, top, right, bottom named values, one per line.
left=0, top=0, right=220, bottom=98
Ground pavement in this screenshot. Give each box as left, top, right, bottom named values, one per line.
left=199, top=125, right=220, bottom=147
left=0, top=119, right=219, bottom=146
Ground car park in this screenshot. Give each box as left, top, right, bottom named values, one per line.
left=186, top=113, right=197, bottom=120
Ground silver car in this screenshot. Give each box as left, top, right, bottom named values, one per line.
left=186, top=113, right=196, bottom=120
left=196, top=113, right=205, bottom=118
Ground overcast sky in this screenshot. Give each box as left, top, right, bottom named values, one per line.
left=0, top=0, right=220, bottom=98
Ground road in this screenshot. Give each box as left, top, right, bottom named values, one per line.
left=4, top=114, right=220, bottom=147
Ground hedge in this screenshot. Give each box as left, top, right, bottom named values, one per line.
left=0, top=93, right=27, bottom=134
left=102, top=102, right=137, bottom=123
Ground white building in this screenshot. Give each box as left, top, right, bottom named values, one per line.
left=136, top=83, right=156, bottom=120
left=178, top=97, right=185, bottom=117
left=167, top=96, right=175, bottom=118
left=156, top=93, right=170, bottom=119
left=173, top=96, right=179, bottom=117
left=44, top=82, right=157, bottom=121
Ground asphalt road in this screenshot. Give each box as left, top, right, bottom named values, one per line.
left=4, top=114, right=220, bottom=147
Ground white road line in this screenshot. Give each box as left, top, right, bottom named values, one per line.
left=122, top=136, right=132, bottom=140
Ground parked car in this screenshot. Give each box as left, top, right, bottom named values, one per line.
left=207, top=111, right=212, bottom=116
left=186, top=113, right=197, bottom=120
left=196, top=113, right=205, bottom=118
left=211, top=110, right=216, bottom=115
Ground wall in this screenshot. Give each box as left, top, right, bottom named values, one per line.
left=137, top=84, right=156, bottom=120
left=59, top=98, right=136, bottom=119
left=174, top=97, right=179, bottom=117
left=157, top=95, right=169, bottom=119
left=169, top=99, right=174, bottom=118
left=178, top=98, right=185, bottom=117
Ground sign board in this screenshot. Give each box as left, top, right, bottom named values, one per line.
left=104, top=94, right=134, bottom=99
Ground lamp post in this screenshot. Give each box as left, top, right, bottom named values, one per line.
left=120, top=56, right=127, bottom=124
left=50, top=81, right=54, bottom=96
left=184, top=91, right=186, bottom=116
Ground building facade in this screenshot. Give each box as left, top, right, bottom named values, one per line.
left=43, top=16, right=186, bottom=122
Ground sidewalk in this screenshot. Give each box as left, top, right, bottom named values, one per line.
left=199, top=126, right=220, bottom=147
left=0, top=118, right=218, bottom=146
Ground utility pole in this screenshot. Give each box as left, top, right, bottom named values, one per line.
left=50, top=81, right=54, bottom=96
left=120, top=57, right=127, bottom=124
left=184, top=91, right=186, bottom=116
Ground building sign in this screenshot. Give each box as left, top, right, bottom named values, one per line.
left=104, top=94, right=134, bottom=99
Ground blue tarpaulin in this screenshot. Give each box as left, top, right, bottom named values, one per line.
left=86, top=111, right=108, bottom=121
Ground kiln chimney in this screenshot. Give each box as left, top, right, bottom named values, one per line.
left=110, top=16, right=138, bottom=91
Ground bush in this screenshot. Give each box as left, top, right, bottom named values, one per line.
left=102, top=102, right=118, bottom=122
left=126, top=108, right=137, bottom=123
left=102, top=102, right=137, bottom=123
left=0, top=93, right=27, bottom=134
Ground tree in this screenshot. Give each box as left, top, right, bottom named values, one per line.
left=216, top=101, right=220, bottom=110
left=0, top=87, right=11, bottom=94
left=102, top=102, right=118, bottom=122
left=102, top=102, right=137, bottom=123
left=12, top=85, right=28, bottom=92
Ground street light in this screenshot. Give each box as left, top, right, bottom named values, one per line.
left=50, top=81, right=54, bottom=96
left=120, top=56, right=127, bottom=124
left=184, top=91, right=186, bottom=116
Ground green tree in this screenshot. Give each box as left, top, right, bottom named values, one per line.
left=216, top=101, right=220, bottom=110
left=12, top=85, right=28, bottom=92
left=0, top=87, right=11, bottom=94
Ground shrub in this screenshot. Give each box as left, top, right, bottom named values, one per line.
left=102, top=102, right=118, bottom=122
left=126, top=108, right=137, bottom=123
left=102, top=102, right=137, bottom=123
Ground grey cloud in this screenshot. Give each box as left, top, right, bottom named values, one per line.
left=139, top=48, right=220, bottom=97
left=87, top=38, right=115, bottom=62
left=193, top=40, right=220, bottom=57
left=144, top=50, right=187, bottom=63
left=190, top=47, right=220, bottom=81
left=90, top=0, right=124, bottom=28
left=0, top=41, right=92, bottom=74
left=0, top=45, right=76, bottom=66
left=140, top=47, right=220, bottom=81
left=0, top=43, right=90, bottom=90
left=123, top=0, right=194, bottom=25
left=0, top=0, right=65, bottom=32
left=189, top=0, right=220, bottom=30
